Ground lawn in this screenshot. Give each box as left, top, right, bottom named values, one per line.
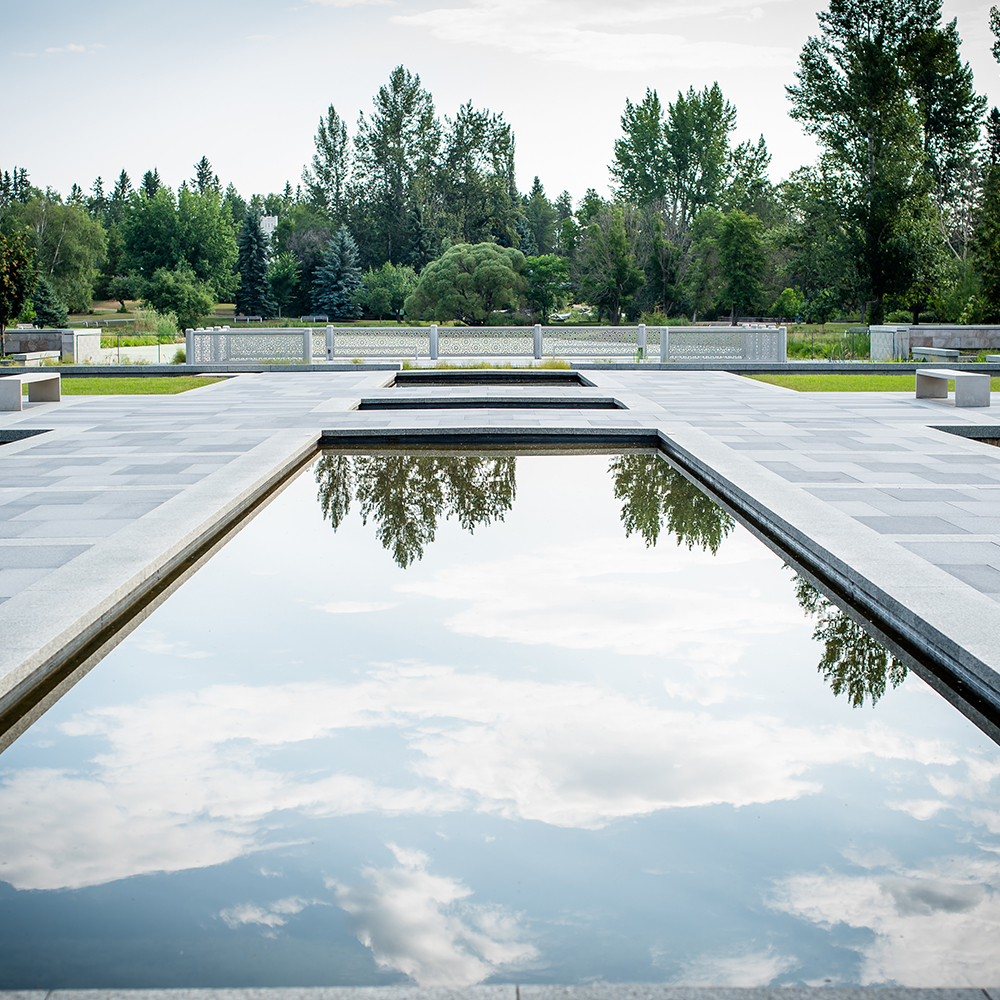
left=26, top=376, right=227, bottom=395
left=746, top=373, right=1000, bottom=392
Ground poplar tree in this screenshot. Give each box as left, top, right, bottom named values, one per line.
left=787, top=0, right=983, bottom=322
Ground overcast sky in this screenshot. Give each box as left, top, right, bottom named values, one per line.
left=5, top=0, right=1000, bottom=206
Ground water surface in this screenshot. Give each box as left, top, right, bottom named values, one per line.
left=0, top=453, right=997, bottom=988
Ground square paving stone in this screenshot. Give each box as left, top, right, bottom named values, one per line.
left=937, top=563, right=1000, bottom=593
left=854, top=515, right=971, bottom=535
left=0, top=543, right=90, bottom=569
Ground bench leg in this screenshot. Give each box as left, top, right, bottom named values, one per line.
left=915, top=373, right=948, bottom=399
left=27, top=377, right=60, bottom=403
left=0, top=379, right=23, bottom=411
left=954, top=378, right=991, bottom=407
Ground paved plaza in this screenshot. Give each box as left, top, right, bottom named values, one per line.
left=1, top=367, right=999, bottom=746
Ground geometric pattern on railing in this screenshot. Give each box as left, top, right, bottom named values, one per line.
left=327, top=327, right=430, bottom=358
left=439, top=327, right=534, bottom=356
left=190, top=331, right=308, bottom=363
left=541, top=326, right=640, bottom=356
left=663, top=327, right=786, bottom=362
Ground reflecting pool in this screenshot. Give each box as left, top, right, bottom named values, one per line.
left=1, top=452, right=998, bottom=988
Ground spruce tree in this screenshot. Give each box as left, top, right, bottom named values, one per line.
left=235, top=212, right=276, bottom=318
left=31, top=275, right=69, bottom=328
left=312, top=225, right=362, bottom=320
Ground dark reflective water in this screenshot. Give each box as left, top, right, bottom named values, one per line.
left=1, top=452, right=998, bottom=988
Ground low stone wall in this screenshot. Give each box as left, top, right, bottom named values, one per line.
left=2, top=328, right=101, bottom=363
left=908, top=325, right=1000, bottom=350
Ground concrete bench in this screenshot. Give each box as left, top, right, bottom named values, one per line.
left=0, top=371, right=61, bottom=411
left=915, top=368, right=990, bottom=408
left=987, top=354, right=1000, bottom=363
left=9, top=351, right=60, bottom=366
left=912, top=346, right=960, bottom=362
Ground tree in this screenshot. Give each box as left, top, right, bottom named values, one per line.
left=718, top=209, right=767, bottom=320
left=144, top=265, right=215, bottom=331
left=437, top=102, right=519, bottom=247
left=354, top=66, right=440, bottom=263
left=524, top=254, right=569, bottom=322
left=235, top=212, right=275, bottom=318
left=122, top=184, right=238, bottom=301
left=1, top=192, right=106, bottom=312
left=611, top=89, right=669, bottom=204
left=30, top=274, right=68, bottom=327
left=302, top=105, right=352, bottom=223
left=0, top=229, right=37, bottom=354
left=312, top=224, right=362, bottom=320
left=192, top=156, right=219, bottom=195
left=267, top=252, right=301, bottom=318
left=355, top=261, right=417, bottom=321
left=772, top=287, right=805, bottom=321
left=404, top=242, right=526, bottom=325
left=787, top=0, right=984, bottom=322
left=315, top=453, right=517, bottom=568
left=793, top=576, right=907, bottom=708
left=523, top=176, right=558, bottom=255
left=609, top=454, right=735, bottom=554
left=576, top=206, right=644, bottom=324
left=141, top=169, right=161, bottom=199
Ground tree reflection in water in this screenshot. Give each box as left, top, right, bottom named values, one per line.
left=315, top=453, right=517, bottom=568
left=793, top=575, right=908, bottom=707
left=609, top=453, right=735, bottom=554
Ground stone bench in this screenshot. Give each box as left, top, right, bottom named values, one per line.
left=911, top=346, right=960, bottom=362
left=0, top=371, right=62, bottom=411
left=987, top=354, right=1000, bottom=363
left=9, top=351, right=60, bottom=366
left=915, top=368, right=990, bottom=408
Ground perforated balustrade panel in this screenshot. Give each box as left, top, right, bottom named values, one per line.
left=327, top=327, right=430, bottom=358
left=542, top=326, right=640, bottom=356
left=438, top=327, right=534, bottom=356
left=662, top=327, right=786, bottom=362
left=190, top=331, right=308, bottom=364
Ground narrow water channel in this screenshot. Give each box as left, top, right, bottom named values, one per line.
left=0, top=452, right=996, bottom=988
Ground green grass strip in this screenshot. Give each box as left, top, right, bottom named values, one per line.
left=25, top=376, right=227, bottom=395
left=746, top=373, right=1000, bottom=392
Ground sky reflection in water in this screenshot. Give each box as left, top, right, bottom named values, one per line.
left=0, top=453, right=998, bottom=988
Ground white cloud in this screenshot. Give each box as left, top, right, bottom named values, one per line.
left=44, top=43, right=98, bottom=54
left=888, top=799, right=949, bottom=821
left=661, top=944, right=797, bottom=986
left=129, top=630, right=211, bottom=659
left=391, top=0, right=796, bottom=72
left=315, top=600, right=399, bottom=614
left=769, top=857, right=1000, bottom=986
left=397, top=535, right=819, bottom=703
left=219, top=895, right=321, bottom=932
left=0, top=658, right=961, bottom=893
left=329, top=844, right=537, bottom=986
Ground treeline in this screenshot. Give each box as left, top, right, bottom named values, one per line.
left=2, top=0, right=1000, bottom=330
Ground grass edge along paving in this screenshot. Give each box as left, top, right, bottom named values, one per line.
left=747, top=373, right=1000, bottom=392
left=23, top=376, right=227, bottom=395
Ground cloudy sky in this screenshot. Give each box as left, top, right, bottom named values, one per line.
left=6, top=0, right=1000, bottom=208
